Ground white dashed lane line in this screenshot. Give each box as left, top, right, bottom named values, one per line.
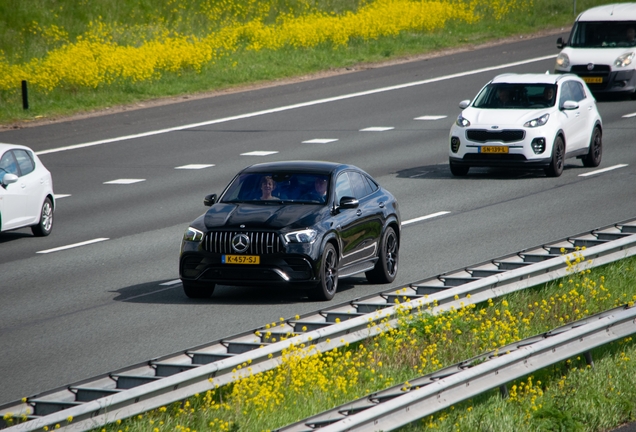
left=622, top=112, right=636, bottom=118
left=360, top=127, right=394, bottom=132
left=175, top=164, right=215, bottom=169
left=240, top=151, right=279, bottom=156
left=414, top=115, right=448, bottom=120
left=37, top=238, right=109, bottom=254
left=103, top=179, right=146, bottom=184
left=579, top=164, right=629, bottom=177
left=302, top=139, right=339, bottom=144
left=54, top=194, right=71, bottom=199
left=402, top=211, right=451, bottom=226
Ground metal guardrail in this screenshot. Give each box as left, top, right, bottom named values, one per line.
left=2, top=218, right=636, bottom=431
left=277, top=303, right=636, bottom=431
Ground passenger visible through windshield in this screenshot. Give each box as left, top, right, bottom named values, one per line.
left=473, top=83, right=557, bottom=109
left=221, top=172, right=330, bottom=204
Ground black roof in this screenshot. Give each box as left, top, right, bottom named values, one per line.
left=241, top=160, right=352, bottom=174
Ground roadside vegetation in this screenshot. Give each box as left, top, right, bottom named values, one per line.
left=0, top=0, right=619, bottom=125
left=45, top=252, right=631, bottom=431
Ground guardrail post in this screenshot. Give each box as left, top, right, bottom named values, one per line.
left=499, top=384, right=509, bottom=399
left=21, top=80, right=29, bottom=110
left=584, top=351, right=594, bottom=368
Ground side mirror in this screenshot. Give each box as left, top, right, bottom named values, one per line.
left=459, top=100, right=471, bottom=109
left=556, top=37, right=566, bottom=49
left=561, top=100, right=579, bottom=110
left=203, top=193, right=217, bottom=207
left=1, top=173, right=18, bottom=187
left=338, top=196, right=359, bottom=210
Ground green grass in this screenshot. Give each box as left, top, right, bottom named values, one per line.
left=0, top=0, right=621, bottom=126
left=61, top=254, right=634, bottom=432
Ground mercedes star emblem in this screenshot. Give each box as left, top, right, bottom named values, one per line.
left=231, top=233, right=250, bottom=253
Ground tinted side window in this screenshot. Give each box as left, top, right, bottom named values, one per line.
left=0, top=151, right=18, bottom=178
left=14, top=150, right=35, bottom=176
left=348, top=172, right=371, bottom=199
left=570, top=81, right=586, bottom=101
left=364, top=175, right=379, bottom=193
left=335, top=172, right=354, bottom=202
left=558, top=82, right=573, bottom=106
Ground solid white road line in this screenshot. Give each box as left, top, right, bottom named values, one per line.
left=402, top=211, right=451, bottom=226
left=579, top=164, right=629, bottom=177
left=37, top=238, right=109, bottom=254
left=34, top=55, right=557, bottom=156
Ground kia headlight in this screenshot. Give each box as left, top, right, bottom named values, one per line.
left=455, top=114, right=470, bottom=127
left=555, top=53, right=570, bottom=69
left=184, top=227, right=204, bottom=242
left=524, top=113, right=550, bottom=128
left=284, top=229, right=317, bottom=243
left=615, top=52, right=635, bottom=68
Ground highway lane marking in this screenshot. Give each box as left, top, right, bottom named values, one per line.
left=360, top=127, right=394, bottom=131
left=160, top=279, right=182, bottom=286
left=402, top=211, right=451, bottom=226
left=414, top=115, right=448, bottom=120
left=34, top=54, right=558, bottom=156
left=103, top=178, right=146, bottom=184
left=125, top=285, right=180, bottom=301
left=175, top=164, right=215, bottom=169
left=579, top=164, right=629, bottom=177
left=37, top=238, right=109, bottom=254
left=302, top=138, right=338, bottom=144
left=241, top=151, right=279, bottom=156
left=623, top=112, right=636, bottom=118
left=54, top=194, right=71, bottom=199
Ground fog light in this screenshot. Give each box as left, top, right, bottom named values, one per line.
left=450, top=136, right=461, bottom=153
left=531, top=138, right=546, bottom=154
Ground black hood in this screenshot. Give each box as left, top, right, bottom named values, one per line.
left=203, top=203, right=327, bottom=230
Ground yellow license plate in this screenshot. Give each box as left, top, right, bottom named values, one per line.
left=480, top=146, right=509, bottom=154
left=222, top=255, right=260, bottom=264
left=583, top=76, right=603, bottom=84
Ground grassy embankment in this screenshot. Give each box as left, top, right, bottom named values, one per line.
left=0, top=0, right=618, bottom=126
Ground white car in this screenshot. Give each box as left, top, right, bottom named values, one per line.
left=448, top=73, right=603, bottom=177
left=555, top=3, right=636, bottom=98
left=0, top=143, right=55, bottom=236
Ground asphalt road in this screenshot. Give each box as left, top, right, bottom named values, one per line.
left=1, top=32, right=635, bottom=406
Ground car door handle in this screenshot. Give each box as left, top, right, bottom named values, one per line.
left=20, top=183, right=26, bottom=189
left=356, top=209, right=362, bottom=216
left=378, top=201, right=385, bottom=208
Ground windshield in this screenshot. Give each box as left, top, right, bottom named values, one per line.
left=473, top=83, right=557, bottom=109
left=221, top=172, right=330, bottom=204
left=569, top=21, right=636, bottom=48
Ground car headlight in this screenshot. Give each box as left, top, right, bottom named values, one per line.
left=524, top=113, right=550, bottom=128
left=184, top=227, right=204, bottom=242
left=555, top=53, right=570, bottom=69
left=284, top=229, right=317, bottom=243
left=615, top=52, right=635, bottom=68
left=455, top=114, right=470, bottom=127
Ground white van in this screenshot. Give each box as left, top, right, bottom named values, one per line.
left=555, top=3, right=636, bottom=98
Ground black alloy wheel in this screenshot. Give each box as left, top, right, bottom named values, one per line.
left=311, top=243, right=338, bottom=301
left=449, top=160, right=469, bottom=176
left=544, top=136, right=565, bottom=177
left=31, top=197, right=53, bottom=236
left=582, top=127, right=602, bottom=167
left=182, top=280, right=215, bottom=299
left=366, top=226, right=399, bottom=284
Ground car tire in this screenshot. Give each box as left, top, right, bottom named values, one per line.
left=310, top=243, right=338, bottom=301
left=31, top=197, right=53, bottom=237
left=544, top=136, right=565, bottom=177
left=182, top=280, right=215, bottom=299
left=449, top=161, right=469, bottom=176
left=366, top=226, right=399, bottom=284
left=582, top=127, right=602, bottom=168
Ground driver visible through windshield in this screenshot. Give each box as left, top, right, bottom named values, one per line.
left=221, top=172, right=330, bottom=204
left=472, top=83, right=557, bottom=109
